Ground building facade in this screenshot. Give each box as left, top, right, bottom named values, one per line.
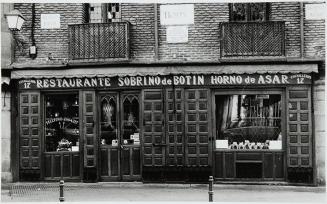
left=1, top=2, right=325, bottom=185
left=1, top=3, right=14, bottom=183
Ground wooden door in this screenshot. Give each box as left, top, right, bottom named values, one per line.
left=99, top=92, right=141, bottom=181
left=142, top=89, right=165, bottom=167
left=185, top=89, right=211, bottom=166
left=165, top=88, right=184, bottom=166
left=19, top=92, right=42, bottom=179
left=99, top=92, right=120, bottom=180
left=286, top=86, right=313, bottom=183
left=120, top=93, right=141, bottom=180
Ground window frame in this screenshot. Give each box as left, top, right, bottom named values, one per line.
left=43, top=92, right=80, bottom=153
left=229, top=3, right=271, bottom=22
left=212, top=89, right=286, bottom=151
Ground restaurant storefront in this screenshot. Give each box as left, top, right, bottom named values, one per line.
left=11, top=64, right=317, bottom=183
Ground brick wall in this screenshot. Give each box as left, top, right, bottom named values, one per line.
left=271, top=2, right=301, bottom=57
left=121, top=4, right=155, bottom=61
left=11, top=3, right=324, bottom=63
left=13, top=3, right=85, bottom=64
left=304, top=20, right=325, bottom=58
left=158, top=3, right=229, bottom=62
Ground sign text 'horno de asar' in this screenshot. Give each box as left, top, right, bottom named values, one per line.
left=19, top=74, right=312, bottom=89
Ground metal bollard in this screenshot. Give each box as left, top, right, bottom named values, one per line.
left=208, top=176, right=213, bottom=202
left=59, top=180, right=64, bottom=202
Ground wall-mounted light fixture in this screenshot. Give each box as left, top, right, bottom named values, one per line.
left=5, top=9, right=27, bottom=54
left=4, top=9, right=25, bottom=31
left=5, top=8, right=38, bottom=59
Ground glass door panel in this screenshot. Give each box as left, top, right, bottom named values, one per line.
left=99, top=92, right=141, bottom=181
left=100, top=94, right=118, bottom=146
left=99, top=93, right=119, bottom=180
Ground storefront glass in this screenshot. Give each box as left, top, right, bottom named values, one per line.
left=45, top=94, right=79, bottom=152
left=122, top=95, right=140, bottom=144
left=100, top=95, right=118, bottom=146
left=216, top=94, right=282, bottom=150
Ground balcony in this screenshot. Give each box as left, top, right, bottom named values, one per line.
left=220, top=22, right=285, bottom=57
left=68, top=22, right=130, bottom=61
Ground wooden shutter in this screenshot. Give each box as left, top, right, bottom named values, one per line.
left=185, top=89, right=211, bottom=167
left=142, top=89, right=165, bottom=166
left=82, top=91, right=97, bottom=168
left=286, top=87, right=312, bottom=167
left=19, top=92, right=41, bottom=170
left=165, top=89, right=184, bottom=166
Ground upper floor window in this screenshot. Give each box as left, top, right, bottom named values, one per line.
left=86, top=3, right=121, bottom=23
left=229, top=3, right=270, bottom=22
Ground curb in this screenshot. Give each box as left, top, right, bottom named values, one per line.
left=1, top=182, right=326, bottom=192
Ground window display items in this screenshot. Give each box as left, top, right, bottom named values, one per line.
left=103, top=103, right=114, bottom=129
left=216, top=140, right=228, bottom=149
left=57, top=138, right=72, bottom=151
left=45, top=93, right=79, bottom=152
left=112, top=139, right=118, bottom=146
left=216, top=94, right=282, bottom=150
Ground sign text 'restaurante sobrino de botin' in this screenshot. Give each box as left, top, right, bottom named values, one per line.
left=18, top=74, right=312, bottom=89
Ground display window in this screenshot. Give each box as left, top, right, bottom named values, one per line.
left=215, top=94, right=282, bottom=150
left=45, top=93, right=80, bottom=152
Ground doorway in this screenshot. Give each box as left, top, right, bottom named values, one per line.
left=142, top=88, right=212, bottom=182
left=98, top=91, right=141, bottom=181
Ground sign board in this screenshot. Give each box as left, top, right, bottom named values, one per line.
left=167, top=26, right=188, bottom=43
left=305, top=3, right=326, bottom=20
left=41, top=14, right=61, bottom=29
left=160, top=4, right=194, bottom=25
left=18, top=74, right=312, bottom=89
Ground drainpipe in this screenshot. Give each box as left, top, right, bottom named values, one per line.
left=300, top=2, right=304, bottom=59
left=30, top=3, right=37, bottom=59
left=154, top=3, right=159, bottom=61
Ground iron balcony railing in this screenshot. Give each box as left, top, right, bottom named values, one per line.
left=220, top=21, right=285, bottom=57
left=68, top=22, right=130, bottom=60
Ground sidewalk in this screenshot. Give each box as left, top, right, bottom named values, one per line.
left=1, top=182, right=326, bottom=202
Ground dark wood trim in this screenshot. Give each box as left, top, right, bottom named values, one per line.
left=79, top=90, right=84, bottom=181
left=281, top=87, right=288, bottom=179
left=11, top=89, right=19, bottom=181
left=208, top=89, right=213, bottom=167
left=40, top=93, right=44, bottom=179
left=311, top=79, right=317, bottom=186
